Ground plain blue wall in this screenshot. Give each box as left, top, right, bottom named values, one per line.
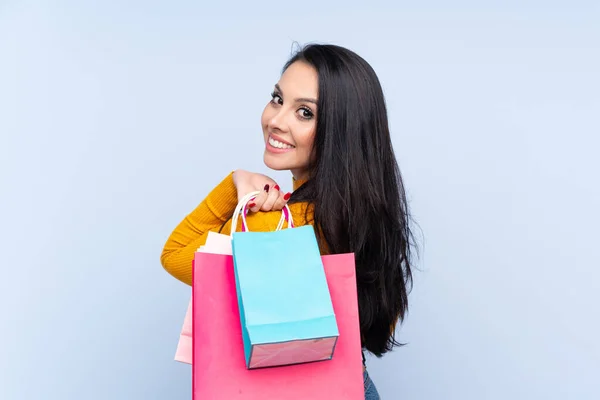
left=1, top=1, right=599, bottom=399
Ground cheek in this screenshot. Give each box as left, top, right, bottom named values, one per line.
left=296, top=124, right=316, bottom=152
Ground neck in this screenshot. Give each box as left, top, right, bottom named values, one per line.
left=290, top=166, right=311, bottom=180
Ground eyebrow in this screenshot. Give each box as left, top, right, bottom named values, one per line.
left=275, top=84, right=317, bottom=104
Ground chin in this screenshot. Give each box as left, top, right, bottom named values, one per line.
left=263, top=152, right=291, bottom=171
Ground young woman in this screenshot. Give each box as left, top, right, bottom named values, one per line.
left=161, top=43, right=415, bottom=399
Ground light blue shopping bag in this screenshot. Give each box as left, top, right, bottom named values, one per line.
left=232, top=224, right=339, bottom=369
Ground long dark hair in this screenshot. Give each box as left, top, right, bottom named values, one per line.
left=285, top=44, right=415, bottom=357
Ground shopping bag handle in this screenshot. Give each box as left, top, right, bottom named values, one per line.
left=230, top=191, right=294, bottom=237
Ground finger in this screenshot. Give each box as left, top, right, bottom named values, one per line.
left=247, top=184, right=269, bottom=213
left=271, top=190, right=289, bottom=211
left=261, top=184, right=281, bottom=211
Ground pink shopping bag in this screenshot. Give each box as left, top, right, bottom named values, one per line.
left=192, top=252, right=364, bottom=399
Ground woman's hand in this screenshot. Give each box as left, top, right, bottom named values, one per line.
left=232, top=170, right=291, bottom=213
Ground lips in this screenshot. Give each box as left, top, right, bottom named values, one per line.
left=268, top=134, right=295, bottom=149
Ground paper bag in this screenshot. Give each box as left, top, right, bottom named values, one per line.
left=174, top=231, right=233, bottom=364
left=232, top=225, right=339, bottom=369
left=193, top=252, right=363, bottom=399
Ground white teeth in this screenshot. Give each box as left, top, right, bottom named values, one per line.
left=269, top=137, right=294, bottom=149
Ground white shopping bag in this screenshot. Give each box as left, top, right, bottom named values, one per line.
left=173, top=231, right=234, bottom=364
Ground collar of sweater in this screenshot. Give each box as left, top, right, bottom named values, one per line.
left=292, top=176, right=307, bottom=191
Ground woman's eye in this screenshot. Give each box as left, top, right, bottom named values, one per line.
left=270, top=93, right=283, bottom=105
left=297, top=108, right=313, bottom=120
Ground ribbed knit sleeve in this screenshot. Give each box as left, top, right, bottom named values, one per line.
left=160, top=172, right=239, bottom=285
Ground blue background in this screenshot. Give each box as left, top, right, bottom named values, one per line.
left=1, top=1, right=598, bottom=399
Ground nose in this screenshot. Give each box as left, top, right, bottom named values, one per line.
left=268, top=107, right=289, bottom=134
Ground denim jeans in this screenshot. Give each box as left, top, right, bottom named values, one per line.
left=363, top=370, right=381, bottom=399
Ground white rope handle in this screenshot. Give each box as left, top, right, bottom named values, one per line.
left=229, top=191, right=294, bottom=238
left=255, top=202, right=294, bottom=232
left=230, top=191, right=258, bottom=235
left=276, top=205, right=294, bottom=231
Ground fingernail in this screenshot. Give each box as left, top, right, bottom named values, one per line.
left=283, top=192, right=291, bottom=201
left=274, top=184, right=280, bottom=191
left=248, top=203, right=256, bottom=208
left=264, top=184, right=270, bottom=192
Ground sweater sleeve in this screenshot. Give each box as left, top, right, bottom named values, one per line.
left=160, top=172, right=302, bottom=286
left=160, top=172, right=239, bottom=285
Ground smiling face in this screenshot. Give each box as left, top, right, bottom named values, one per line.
left=262, top=61, right=318, bottom=180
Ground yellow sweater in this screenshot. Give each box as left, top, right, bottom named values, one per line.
left=160, top=172, right=313, bottom=285
left=161, top=172, right=398, bottom=349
